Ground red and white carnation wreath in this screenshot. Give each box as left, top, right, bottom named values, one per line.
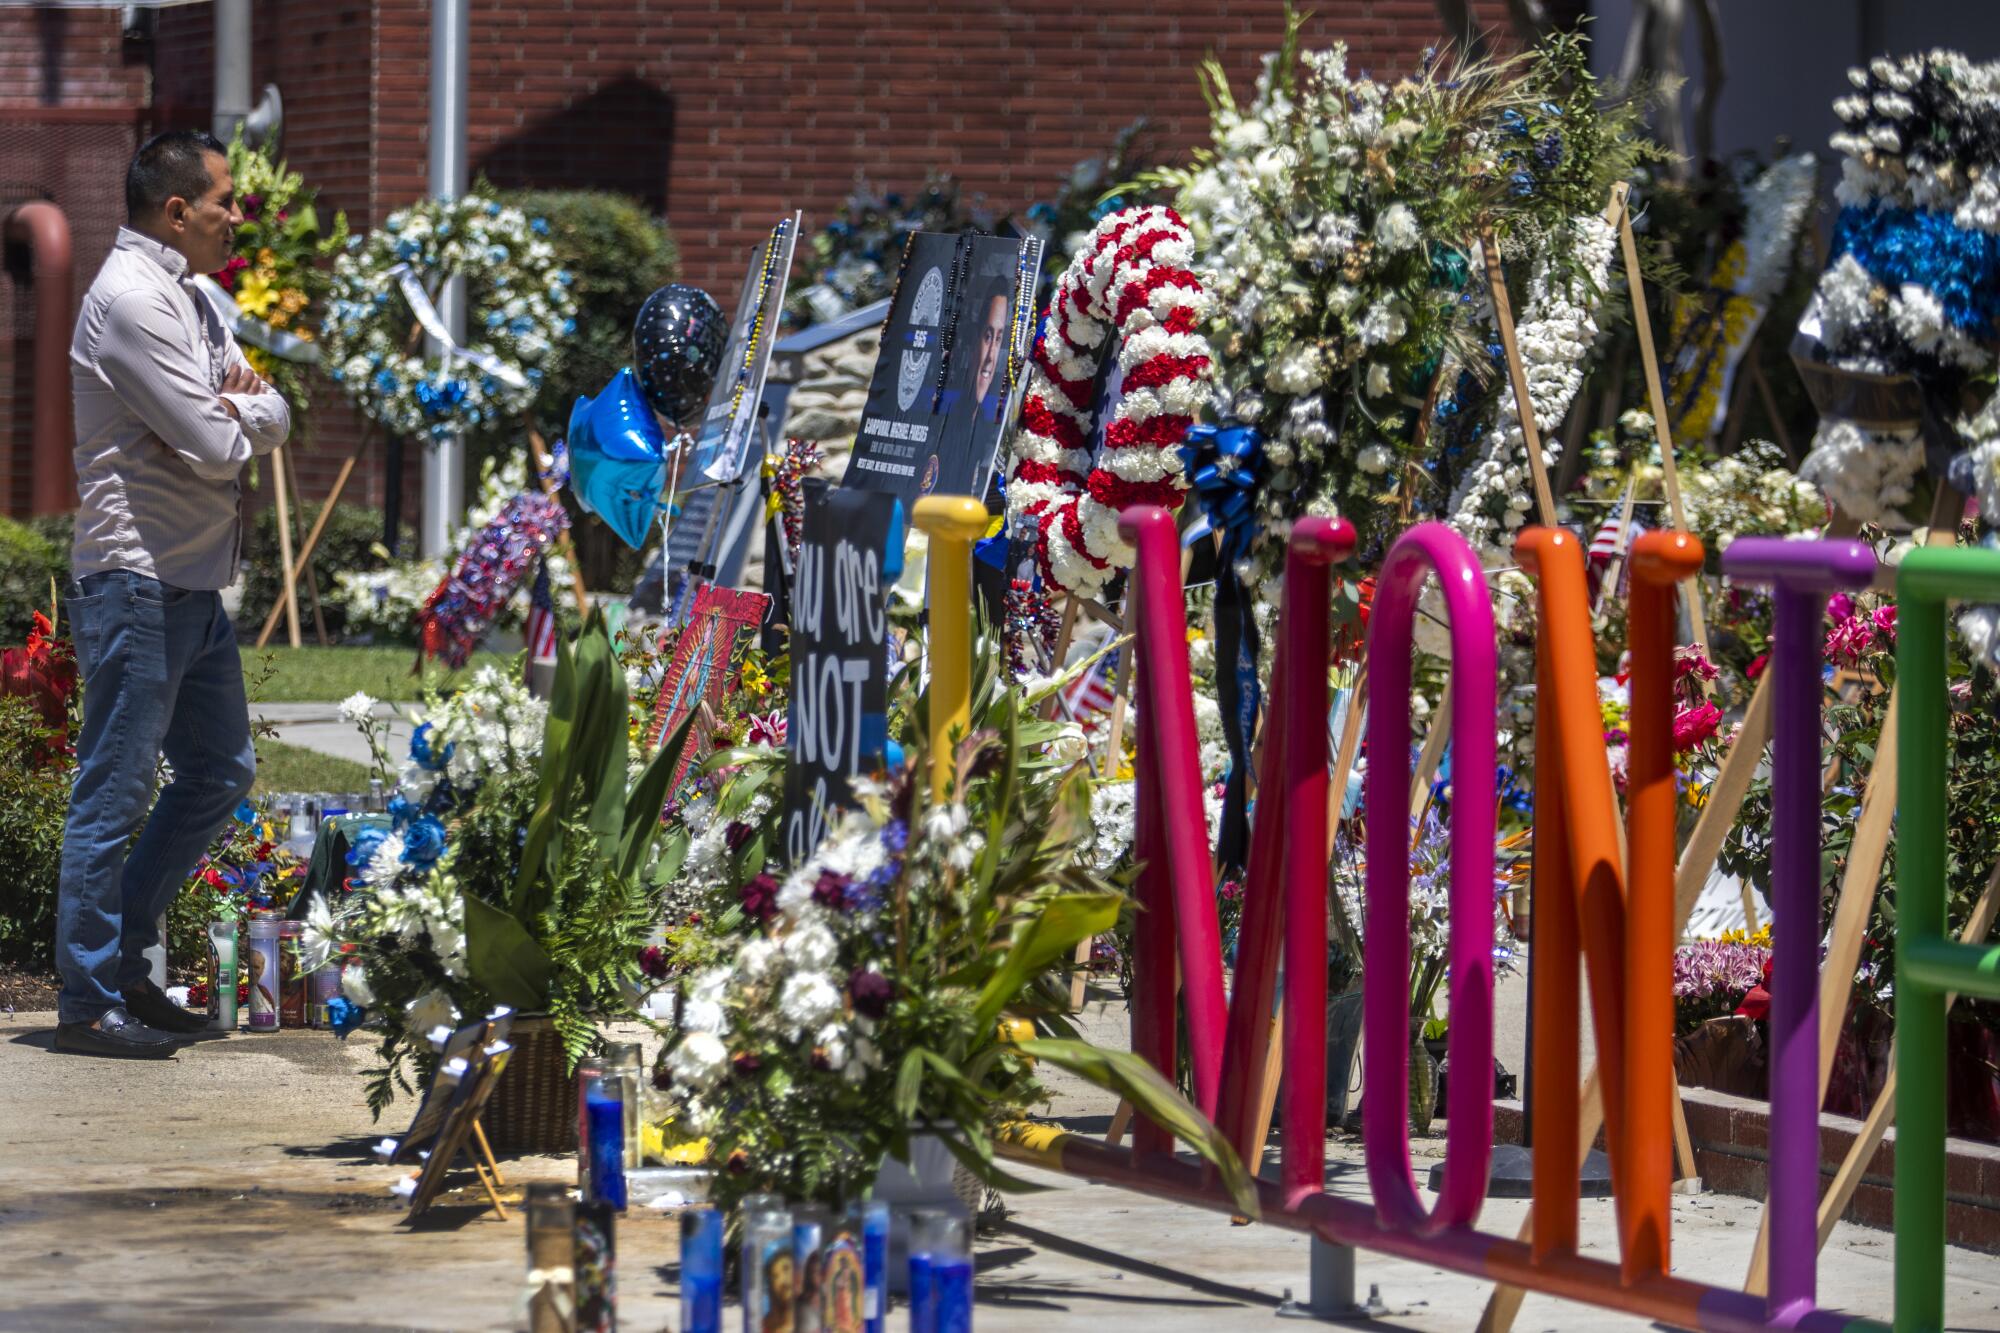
left=1005, top=206, right=1214, bottom=598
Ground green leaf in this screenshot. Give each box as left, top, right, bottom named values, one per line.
left=894, top=1048, right=925, bottom=1121
left=936, top=1133, right=1053, bottom=1195
left=1016, top=1038, right=1259, bottom=1219
left=972, top=892, right=1123, bottom=1034
left=620, top=711, right=694, bottom=881
left=462, top=892, right=553, bottom=1010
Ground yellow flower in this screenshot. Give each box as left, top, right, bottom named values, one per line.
left=245, top=347, right=274, bottom=376
left=279, top=287, right=309, bottom=315
left=235, top=270, right=280, bottom=318
left=257, top=247, right=277, bottom=269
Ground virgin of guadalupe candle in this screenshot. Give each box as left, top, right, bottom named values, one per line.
left=244, top=915, right=282, bottom=1031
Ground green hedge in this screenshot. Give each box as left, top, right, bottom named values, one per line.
left=238, top=502, right=404, bottom=641
left=0, top=696, right=69, bottom=967
left=0, top=515, right=70, bottom=641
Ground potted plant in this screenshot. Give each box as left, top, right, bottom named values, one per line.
left=326, top=613, right=690, bottom=1151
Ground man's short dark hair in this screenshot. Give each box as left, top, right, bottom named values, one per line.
left=125, top=130, right=228, bottom=219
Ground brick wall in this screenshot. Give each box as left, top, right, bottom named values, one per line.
left=26, top=1, right=1510, bottom=526
left=0, top=8, right=152, bottom=519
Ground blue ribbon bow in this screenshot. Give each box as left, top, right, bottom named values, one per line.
left=1179, top=423, right=1267, bottom=563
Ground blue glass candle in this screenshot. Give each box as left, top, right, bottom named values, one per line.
left=907, top=1252, right=938, bottom=1333
left=585, top=1089, right=626, bottom=1210
left=932, top=1254, right=973, bottom=1333
left=680, top=1205, right=723, bottom=1333
left=861, top=1200, right=889, bottom=1333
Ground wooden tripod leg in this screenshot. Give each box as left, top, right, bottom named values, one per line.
left=281, top=445, right=330, bottom=646
left=1104, top=1098, right=1135, bottom=1148
left=1615, top=194, right=1714, bottom=664
left=472, top=1119, right=507, bottom=1189
left=258, top=423, right=375, bottom=648
left=1750, top=359, right=1797, bottom=466
left=1792, top=856, right=1992, bottom=1272
left=469, top=1156, right=511, bottom=1221
left=270, top=444, right=303, bottom=649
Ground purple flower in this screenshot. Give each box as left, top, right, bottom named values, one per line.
left=740, top=873, right=780, bottom=922
left=813, top=872, right=852, bottom=910
left=880, top=819, right=909, bottom=854
left=725, top=821, right=756, bottom=853
left=637, top=945, right=669, bottom=980
left=732, top=1050, right=763, bottom=1077
left=848, top=968, right=893, bottom=1019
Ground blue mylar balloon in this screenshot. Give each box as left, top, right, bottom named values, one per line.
left=567, top=367, right=671, bottom=549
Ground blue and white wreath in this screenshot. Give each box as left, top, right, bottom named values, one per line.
left=321, top=195, right=576, bottom=443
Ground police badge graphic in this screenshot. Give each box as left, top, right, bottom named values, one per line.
left=898, top=265, right=946, bottom=411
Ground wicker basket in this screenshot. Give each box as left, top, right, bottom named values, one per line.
left=482, top=1014, right=577, bottom=1156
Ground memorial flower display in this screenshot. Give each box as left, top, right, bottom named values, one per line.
left=1796, top=51, right=2000, bottom=527
left=640, top=635, right=1256, bottom=1215
left=1157, top=24, right=1657, bottom=565
left=214, top=130, right=348, bottom=422
left=322, top=193, right=576, bottom=442
left=330, top=612, right=685, bottom=1112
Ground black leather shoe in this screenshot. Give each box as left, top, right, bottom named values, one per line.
left=122, top=978, right=210, bottom=1034
left=54, top=1006, right=182, bottom=1058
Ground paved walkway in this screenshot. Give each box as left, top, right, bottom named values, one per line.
left=253, top=701, right=414, bottom=771
left=0, top=999, right=1993, bottom=1330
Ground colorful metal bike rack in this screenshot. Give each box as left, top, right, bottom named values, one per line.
left=906, top=494, right=1947, bottom=1330
left=1894, top=547, right=2000, bottom=1333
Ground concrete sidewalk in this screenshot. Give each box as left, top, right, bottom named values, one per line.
left=253, top=701, right=414, bottom=771
left=1, top=1001, right=1993, bottom=1330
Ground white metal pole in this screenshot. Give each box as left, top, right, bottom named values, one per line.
left=421, top=0, right=470, bottom=558
left=211, top=0, right=251, bottom=141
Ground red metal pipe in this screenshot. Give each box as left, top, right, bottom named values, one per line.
left=995, top=1126, right=1881, bottom=1333
left=4, top=201, right=77, bottom=515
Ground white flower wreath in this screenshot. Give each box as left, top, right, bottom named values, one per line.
left=1004, top=206, right=1214, bottom=598
left=321, top=195, right=576, bottom=442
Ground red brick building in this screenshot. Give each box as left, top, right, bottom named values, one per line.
left=4, top=0, right=1503, bottom=520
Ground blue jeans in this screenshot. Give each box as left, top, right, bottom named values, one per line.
left=57, top=570, right=256, bottom=1023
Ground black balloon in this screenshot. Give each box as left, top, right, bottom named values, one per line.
left=631, top=283, right=728, bottom=427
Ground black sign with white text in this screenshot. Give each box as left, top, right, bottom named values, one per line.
left=783, top=484, right=904, bottom=862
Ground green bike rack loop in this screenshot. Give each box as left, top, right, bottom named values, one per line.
left=1895, top=546, right=2000, bottom=1332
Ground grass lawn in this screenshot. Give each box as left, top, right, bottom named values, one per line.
left=252, top=737, right=373, bottom=796
left=241, top=644, right=515, bottom=703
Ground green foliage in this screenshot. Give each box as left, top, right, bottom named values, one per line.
left=223, top=129, right=349, bottom=427
left=461, top=612, right=688, bottom=1048
left=0, top=516, right=68, bottom=642
left=480, top=188, right=676, bottom=590
left=0, top=696, right=70, bottom=967
left=494, top=190, right=678, bottom=440
left=237, top=502, right=403, bottom=640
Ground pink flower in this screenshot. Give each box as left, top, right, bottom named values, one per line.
left=1827, top=593, right=1855, bottom=623
left=1672, top=701, right=1723, bottom=752
left=1825, top=615, right=1874, bottom=666
left=747, top=710, right=787, bottom=747
left=1872, top=603, right=1897, bottom=643
left=1673, top=645, right=1719, bottom=684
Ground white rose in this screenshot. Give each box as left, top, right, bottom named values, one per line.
left=667, top=1030, right=729, bottom=1089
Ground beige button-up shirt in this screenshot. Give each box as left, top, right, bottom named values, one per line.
left=70, top=226, right=290, bottom=590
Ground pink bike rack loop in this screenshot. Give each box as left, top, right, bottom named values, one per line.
left=1363, top=522, right=1499, bottom=1233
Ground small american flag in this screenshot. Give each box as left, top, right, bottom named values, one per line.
left=1589, top=513, right=1642, bottom=561
left=1062, top=649, right=1118, bottom=720
left=525, top=559, right=559, bottom=661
